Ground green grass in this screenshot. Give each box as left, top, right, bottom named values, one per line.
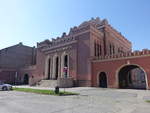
left=13, top=87, right=79, bottom=96
left=145, top=100, right=150, bottom=103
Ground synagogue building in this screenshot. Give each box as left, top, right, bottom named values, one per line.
left=0, top=17, right=150, bottom=89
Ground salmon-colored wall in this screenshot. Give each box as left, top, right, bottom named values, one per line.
left=92, top=56, right=150, bottom=89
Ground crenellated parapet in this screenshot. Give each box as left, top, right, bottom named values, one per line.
left=79, top=17, right=131, bottom=45
left=92, top=49, right=150, bottom=61
left=68, top=17, right=109, bottom=36
left=106, top=24, right=131, bottom=45
left=37, top=32, right=76, bottom=50
left=37, top=17, right=107, bottom=50
left=37, top=17, right=132, bottom=53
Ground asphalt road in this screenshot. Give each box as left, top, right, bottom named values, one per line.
left=0, top=88, right=150, bottom=113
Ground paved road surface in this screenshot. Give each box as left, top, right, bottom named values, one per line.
left=0, top=87, right=150, bottom=113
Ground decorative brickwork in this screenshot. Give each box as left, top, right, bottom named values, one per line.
left=34, top=17, right=133, bottom=87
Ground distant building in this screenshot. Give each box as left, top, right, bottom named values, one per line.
left=0, top=43, right=36, bottom=84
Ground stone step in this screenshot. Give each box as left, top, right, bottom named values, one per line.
left=37, top=78, right=74, bottom=88
left=37, top=80, right=57, bottom=87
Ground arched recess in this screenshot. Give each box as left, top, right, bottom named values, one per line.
left=55, top=57, right=59, bottom=79
left=23, top=74, right=29, bottom=84
left=53, top=56, right=59, bottom=80
left=45, top=56, right=52, bottom=80
left=46, top=58, right=51, bottom=79
left=98, top=72, right=107, bottom=88
left=61, top=53, right=69, bottom=78
left=117, top=64, right=147, bottom=89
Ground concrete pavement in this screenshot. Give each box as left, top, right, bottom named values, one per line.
left=0, top=86, right=150, bottom=113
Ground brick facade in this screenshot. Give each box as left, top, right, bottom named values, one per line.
left=0, top=17, right=150, bottom=89
left=92, top=52, right=150, bottom=89
left=33, top=17, right=133, bottom=87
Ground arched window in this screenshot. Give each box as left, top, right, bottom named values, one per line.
left=97, top=43, right=100, bottom=57
left=109, top=44, right=112, bottom=55
left=118, top=48, right=120, bottom=53
left=99, top=45, right=102, bottom=55
left=94, top=41, right=97, bottom=56
left=112, top=45, right=115, bottom=54
left=64, top=55, right=68, bottom=67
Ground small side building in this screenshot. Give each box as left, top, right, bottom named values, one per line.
left=0, top=43, right=36, bottom=84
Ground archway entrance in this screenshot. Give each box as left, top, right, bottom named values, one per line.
left=23, top=74, right=29, bottom=84
left=118, top=65, right=146, bottom=89
left=99, top=72, right=107, bottom=88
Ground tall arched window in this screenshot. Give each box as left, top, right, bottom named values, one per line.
left=99, top=45, right=102, bottom=55
left=109, top=44, right=112, bottom=55
left=112, top=45, right=115, bottom=54
left=64, top=55, right=68, bottom=67
left=94, top=41, right=97, bottom=56
left=118, top=48, right=120, bottom=53
left=97, top=43, right=100, bottom=57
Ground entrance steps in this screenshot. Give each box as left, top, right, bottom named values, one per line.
left=37, top=80, right=57, bottom=87
left=37, top=78, right=74, bottom=88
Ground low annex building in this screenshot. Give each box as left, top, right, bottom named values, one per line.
left=0, top=43, right=36, bottom=84
left=0, top=17, right=150, bottom=89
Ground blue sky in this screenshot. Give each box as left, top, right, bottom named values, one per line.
left=0, top=0, right=150, bottom=50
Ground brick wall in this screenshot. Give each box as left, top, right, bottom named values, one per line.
left=92, top=55, right=150, bottom=89
left=0, top=43, right=36, bottom=68
left=0, top=43, right=36, bottom=84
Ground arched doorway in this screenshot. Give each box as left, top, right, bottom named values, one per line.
left=23, top=74, right=29, bottom=84
left=118, top=65, right=147, bottom=89
left=99, top=72, right=107, bottom=88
